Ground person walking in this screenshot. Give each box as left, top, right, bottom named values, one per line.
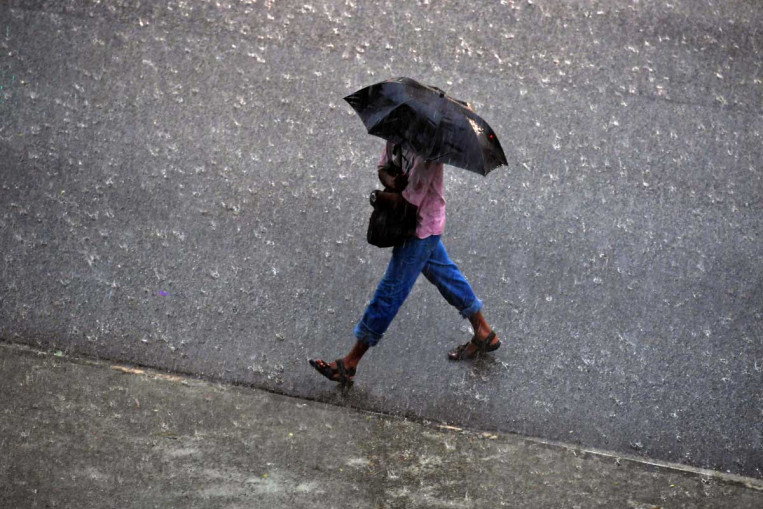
left=309, top=140, right=501, bottom=385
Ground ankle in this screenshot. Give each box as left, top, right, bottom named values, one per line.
left=469, top=311, right=490, bottom=336
left=343, top=355, right=360, bottom=369
left=345, top=340, right=369, bottom=368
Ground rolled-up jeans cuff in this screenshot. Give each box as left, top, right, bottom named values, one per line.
left=460, top=298, right=483, bottom=319
left=354, top=321, right=383, bottom=347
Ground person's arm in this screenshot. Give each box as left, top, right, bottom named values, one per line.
left=378, top=165, right=408, bottom=191
left=377, top=143, right=408, bottom=191
left=377, top=165, right=398, bottom=189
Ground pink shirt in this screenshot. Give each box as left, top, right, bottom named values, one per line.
left=378, top=142, right=446, bottom=239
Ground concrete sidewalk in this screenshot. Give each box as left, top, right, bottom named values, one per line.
left=1, top=342, right=761, bottom=509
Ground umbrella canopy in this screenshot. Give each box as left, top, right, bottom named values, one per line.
left=344, top=77, right=508, bottom=176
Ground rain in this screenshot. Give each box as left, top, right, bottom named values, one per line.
left=0, top=0, right=761, bottom=506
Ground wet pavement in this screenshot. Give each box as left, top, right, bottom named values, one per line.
left=2, top=341, right=762, bottom=508
left=1, top=0, right=762, bottom=481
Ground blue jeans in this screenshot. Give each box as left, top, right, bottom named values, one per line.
left=354, top=235, right=482, bottom=347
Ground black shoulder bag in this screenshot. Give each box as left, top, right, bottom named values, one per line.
left=366, top=145, right=418, bottom=248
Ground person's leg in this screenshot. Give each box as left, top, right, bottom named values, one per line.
left=311, top=236, right=439, bottom=380
left=353, top=236, right=436, bottom=346
left=421, top=239, right=500, bottom=358
left=421, top=239, right=482, bottom=316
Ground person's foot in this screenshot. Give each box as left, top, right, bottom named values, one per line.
left=448, top=326, right=501, bottom=361
left=309, top=358, right=357, bottom=385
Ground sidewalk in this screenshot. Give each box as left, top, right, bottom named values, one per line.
left=1, top=342, right=761, bottom=509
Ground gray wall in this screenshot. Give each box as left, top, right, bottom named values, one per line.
left=1, top=0, right=761, bottom=478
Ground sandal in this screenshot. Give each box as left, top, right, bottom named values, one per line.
left=448, top=331, right=500, bottom=361
left=309, top=358, right=356, bottom=385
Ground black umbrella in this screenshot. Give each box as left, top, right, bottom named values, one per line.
left=344, top=77, right=508, bottom=176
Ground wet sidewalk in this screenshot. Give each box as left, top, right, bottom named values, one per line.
left=1, top=342, right=761, bottom=509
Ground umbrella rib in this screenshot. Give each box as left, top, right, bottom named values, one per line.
left=366, top=100, right=413, bottom=135
left=427, top=151, right=455, bottom=163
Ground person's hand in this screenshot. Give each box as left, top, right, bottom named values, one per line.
left=393, top=173, right=408, bottom=191
left=378, top=165, right=399, bottom=189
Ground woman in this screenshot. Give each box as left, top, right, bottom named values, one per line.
left=310, top=141, right=500, bottom=385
